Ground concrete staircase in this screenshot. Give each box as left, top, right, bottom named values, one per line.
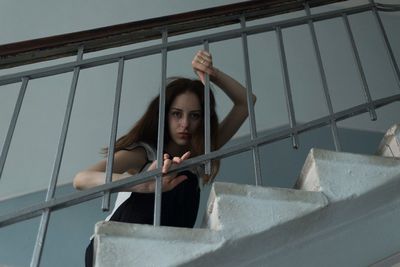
left=93, top=124, right=400, bottom=267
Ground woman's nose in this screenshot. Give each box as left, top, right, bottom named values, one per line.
left=179, top=115, right=189, bottom=128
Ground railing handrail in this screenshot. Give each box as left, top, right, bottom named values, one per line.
left=0, top=0, right=346, bottom=69
left=1, top=92, right=400, bottom=228
left=0, top=2, right=385, bottom=87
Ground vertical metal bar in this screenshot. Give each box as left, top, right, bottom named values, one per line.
left=275, top=26, right=300, bottom=149
left=305, top=4, right=342, bottom=152
left=31, top=46, right=84, bottom=267
left=342, top=13, right=377, bottom=121
left=240, top=17, right=263, bottom=186
left=30, top=208, right=50, bottom=267
left=203, top=40, right=211, bottom=175
left=154, top=29, right=168, bottom=226
left=0, top=77, right=29, bottom=180
left=102, top=57, right=125, bottom=211
left=369, top=0, right=400, bottom=89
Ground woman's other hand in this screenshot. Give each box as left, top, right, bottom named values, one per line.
left=192, top=50, right=218, bottom=84
left=129, top=151, right=191, bottom=193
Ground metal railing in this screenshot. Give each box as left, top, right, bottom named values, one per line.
left=0, top=0, right=399, bottom=266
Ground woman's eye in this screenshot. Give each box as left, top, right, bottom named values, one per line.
left=190, top=113, right=201, bottom=120
left=171, top=111, right=181, bottom=118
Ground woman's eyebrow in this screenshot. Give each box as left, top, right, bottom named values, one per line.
left=170, top=107, right=202, bottom=113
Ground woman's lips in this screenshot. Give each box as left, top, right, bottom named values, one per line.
left=178, top=133, right=191, bottom=139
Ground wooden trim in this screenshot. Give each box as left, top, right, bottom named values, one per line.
left=0, top=0, right=345, bottom=69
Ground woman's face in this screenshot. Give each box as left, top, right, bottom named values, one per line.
left=168, top=91, right=202, bottom=147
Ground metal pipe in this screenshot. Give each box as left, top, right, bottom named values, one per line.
left=275, top=26, right=299, bottom=149
left=203, top=40, right=211, bottom=175
left=0, top=77, right=29, bottom=180
left=30, top=46, right=84, bottom=267
left=369, top=0, right=400, bottom=89
left=30, top=209, right=50, bottom=267
left=154, top=29, right=168, bottom=226
left=240, top=16, right=263, bottom=186
left=102, top=57, right=125, bottom=211
left=1, top=91, right=400, bottom=228
left=342, top=13, right=377, bottom=121
left=0, top=3, right=381, bottom=87
left=305, top=3, right=342, bottom=151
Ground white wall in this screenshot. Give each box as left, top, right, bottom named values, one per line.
left=0, top=0, right=399, bottom=200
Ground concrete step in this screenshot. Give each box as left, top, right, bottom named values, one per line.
left=93, top=184, right=327, bottom=267
left=93, top=221, right=222, bottom=267
left=203, top=182, right=328, bottom=238
left=93, top=148, right=400, bottom=266
left=296, top=148, right=400, bottom=203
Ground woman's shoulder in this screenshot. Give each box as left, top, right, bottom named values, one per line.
left=124, top=141, right=156, bottom=162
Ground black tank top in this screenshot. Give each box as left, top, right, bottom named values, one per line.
left=109, top=170, right=200, bottom=228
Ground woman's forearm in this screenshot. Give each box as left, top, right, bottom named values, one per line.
left=73, top=171, right=129, bottom=190
left=211, top=67, right=257, bottom=106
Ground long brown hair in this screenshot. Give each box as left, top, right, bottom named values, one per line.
left=104, top=77, right=220, bottom=183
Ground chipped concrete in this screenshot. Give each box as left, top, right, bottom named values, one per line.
left=204, top=182, right=328, bottom=238
left=377, top=124, right=400, bottom=158
left=296, top=148, right=400, bottom=202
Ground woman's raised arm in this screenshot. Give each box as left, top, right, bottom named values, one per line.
left=192, top=50, right=256, bottom=147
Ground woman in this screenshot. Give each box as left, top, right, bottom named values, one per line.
left=73, top=50, right=256, bottom=266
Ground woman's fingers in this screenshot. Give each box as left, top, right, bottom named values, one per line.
left=165, top=151, right=191, bottom=171
left=172, top=156, right=181, bottom=164
left=162, top=158, right=172, bottom=174
left=146, top=160, right=157, bottom=171
left=136, top=151, right=192, bottom=192
left=197, top=50, right=212, bottom=62
left=181, top=151, right=191, bottom=160
left=150, top=151, right=191, bottom=174
left=192, top=50, right=214, bottom=80
left=194, top=54, right=212, bottom=69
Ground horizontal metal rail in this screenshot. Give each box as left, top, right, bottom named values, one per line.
left=0, top=0, right=346, bottom=69
left=1, top=92, right=399, bottom=228
left=1, top=2, right=398, bottom=87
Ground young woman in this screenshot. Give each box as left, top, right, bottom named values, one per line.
left=73, top=50, right=256, bottom=266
